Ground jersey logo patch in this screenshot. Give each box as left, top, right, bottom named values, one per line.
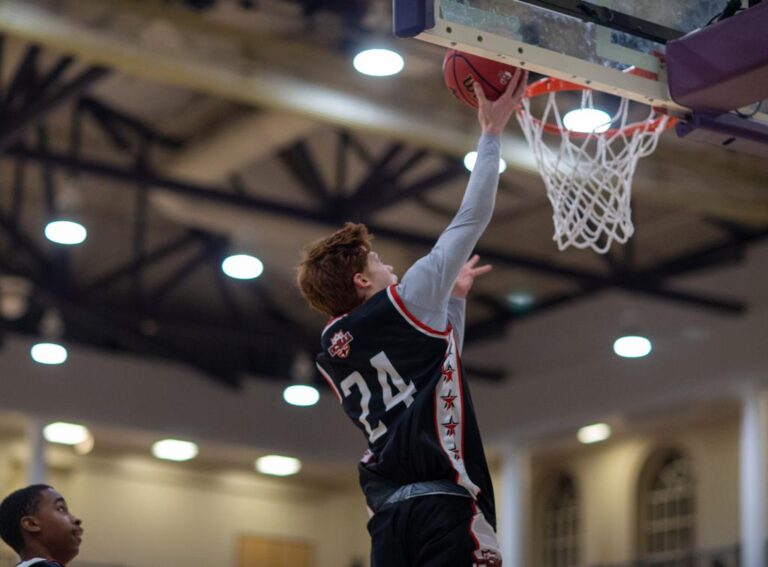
left=474, top=549, right=502, bottom=566
left=329, top=330, right=354, bottom=359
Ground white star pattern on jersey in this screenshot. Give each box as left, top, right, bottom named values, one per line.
left=435, top=333, right=481, bottom=498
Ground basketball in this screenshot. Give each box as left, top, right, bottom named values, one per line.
left=443, top=49, right=526, bottom=109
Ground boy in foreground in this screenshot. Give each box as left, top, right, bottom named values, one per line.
left=0, top=485, right=84, bottom=567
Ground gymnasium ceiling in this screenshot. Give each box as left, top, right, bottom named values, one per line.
left=0, top=0, right=767, bottom=395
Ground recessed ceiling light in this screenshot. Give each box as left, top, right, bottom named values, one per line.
left=577, top=423, right=612, bottom=444
left=563, top=108, right=611, bottom=133
left=613, top=335, right=652, bottom=358
left=352, top=48, right=404, bottom=77
left=44, top=220, right=87, bottom=245
left=463, top=151, right=507, bottom=173
left=283, top=384, right=320, bottom=407
left=506, top=291, right=534, bottom=310
left=221, top=254, right=264, bottom=280
left=152, top=439, right=199, bottom=462
left=256, top=455, right=302, bottom=477
left=43, top=422, right=90, bottom=445
left=30, top=342, right=68, bottom=365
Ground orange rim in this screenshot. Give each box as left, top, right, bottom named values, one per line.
left=519, top=77, right=677, bottom=139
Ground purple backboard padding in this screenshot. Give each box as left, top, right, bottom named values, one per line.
left=393, top=0, right=434, bottom=38
left=666, top=1, right=768, bottom=113
left=676, top=111, right=768, bottom=157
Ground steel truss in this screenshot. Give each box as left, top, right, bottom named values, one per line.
left=0, top=39, right=766, bottom=386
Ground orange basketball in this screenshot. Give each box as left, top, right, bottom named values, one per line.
left=443, top=49, right=525, bottom=109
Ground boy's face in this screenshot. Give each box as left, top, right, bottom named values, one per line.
left=25, top=488, right=83, bottom=563
left=362, top=251, right=398, bottom=292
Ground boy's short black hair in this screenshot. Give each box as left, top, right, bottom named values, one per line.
left=0, top=484, right=52, bottom=553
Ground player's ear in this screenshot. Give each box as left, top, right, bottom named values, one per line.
left=353, top=272, right=370, bottom=290
left=20, top=515, right=42, bottom=534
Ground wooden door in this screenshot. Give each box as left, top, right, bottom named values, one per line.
left=239, top=535, right=312, bottom=567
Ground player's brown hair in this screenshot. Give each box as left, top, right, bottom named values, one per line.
left=297, top=222, right=373, bottom=317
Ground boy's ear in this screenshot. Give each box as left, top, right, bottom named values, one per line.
left=353, top=272, right=370, bottom=290
left=20, top=515, right=42, bottom=534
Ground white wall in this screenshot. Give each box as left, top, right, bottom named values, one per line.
left=0, top=408, right=751, bottom=567
left=525, top=413, right=740, bottom=566
left=0, top=444, right=371, bottom=567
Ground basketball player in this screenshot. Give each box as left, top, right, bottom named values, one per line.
left=0, top=485, right=84, bottom=566
left=297, top=76, right=526, bottom=567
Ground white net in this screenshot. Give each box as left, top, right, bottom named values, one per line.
left=516, top=87, right=670, bottom=254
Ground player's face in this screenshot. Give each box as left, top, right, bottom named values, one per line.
left=364, top=251, right=398, bottom=291
left=30, top=489, right=83, bottom=564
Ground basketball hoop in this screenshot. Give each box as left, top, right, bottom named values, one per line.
left=516, top=76, right=676, bottom=254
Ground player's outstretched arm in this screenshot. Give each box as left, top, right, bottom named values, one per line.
left=398, top=75, right=527, bottom=329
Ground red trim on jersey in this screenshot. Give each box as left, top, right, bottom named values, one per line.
left=387, top=285, right=452, bottom=338
left=469, top=501, right=482, bottom=551
left=316, top=363, right=342, bottom=403
left=322, top=313, right=348, bottom=336
left=455, top=332, right=467, bottom=458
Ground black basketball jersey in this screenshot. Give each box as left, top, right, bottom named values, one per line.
left=316, top=285, right=496, bottom=528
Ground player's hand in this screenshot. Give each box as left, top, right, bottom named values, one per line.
left=452, top=255, right=492, bottom=299
left=475, top=69, right=528, bottom=136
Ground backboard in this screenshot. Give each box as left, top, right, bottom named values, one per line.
left=394, top=0, right=766, bottom=119
left=394, top=0, right=768, bottom=252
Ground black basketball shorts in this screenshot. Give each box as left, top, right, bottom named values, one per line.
left=368, top=494, right=501, bottom=567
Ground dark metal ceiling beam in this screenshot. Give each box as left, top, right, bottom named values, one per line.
left=334, top=129, right=349, bottom=194
left=343, top=129, right=374, bottom=165
left=145, top=240, right=215, bottom=305
left=10, top=145, right=332, bottom=222
left=347, top=142, right=405, bottom=207
left=1, top=263, right=303, bottom=386
left=37, top=125, right=73, bottom=296
left=389, top=148, right=430, bottom=180
left=247, top=283, right=317, bottom=349
left=651, top=226, right=768, bottom=278
left=280, top=133, right=460, bottom=218
left=361, top=159, right=465, bottom=215
left=0, top=66, right=109, bottom=153
left=22, top=55, right=74, bottom=110
left=0, top=208, right=49, bottom=271
left=133, top=183, right=149, bottom=305
left=80, top=97, right=183, bottom=149
left=53, top=297, right=242, bottom=388
left=10, top=158, right=24, bottom=226
left=6, top=145, right=752, bottom=315
left=467, top=287, right=599, bottom=343
left=208, top=242, right=256, bottom=371
left=76, top=229, right=204, bottom=298
left=614, top=275, right=745, bottom=313
left=0, top=35, right=5, bottom=92
left=465, top=226, right=766, bottom=343
left=8, top=144, right=613, bottom=280
left=0, top=45, right=40, bottom=116
left=278, top=140, right=330, bottom=202
left=84, top=98, right=132, bottom=150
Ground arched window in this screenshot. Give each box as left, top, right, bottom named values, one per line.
left=639, top=450, right=696, bottom=557
left=538, top=474, right=579, bottom=567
